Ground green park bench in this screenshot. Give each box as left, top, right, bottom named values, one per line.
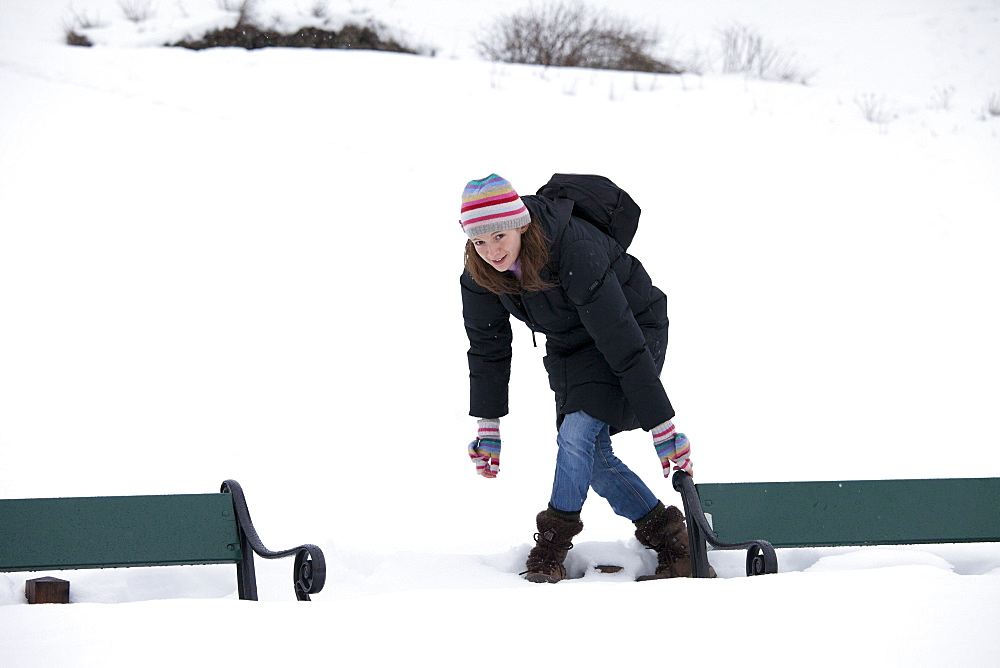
left=671, top=472, right=1000, bottom=578
left=0, top=479, right=325, bottom=602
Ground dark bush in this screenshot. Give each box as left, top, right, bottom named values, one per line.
left=62, top=7, right=103, bottom=46
left=170, top=23, right=417, bottom=53
left=65, top=30, right=94, bottom=47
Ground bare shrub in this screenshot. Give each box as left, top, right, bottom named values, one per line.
left=477, top=1, right=682, bottom=74
left=683, top=44, right=715, bottom=76
left=64, top=6, right=106, bottom=29
left=987, top=92, right=1000, bottom=118
left=930, top=85, right=955, bottom=111
left=855, top=92, right=892, bottom=125
left=119, top=0, right=155, bottom=24
left=309, top=1, right=330, bottom=21
left=719, top=24, right=810, bottom=84
left=217, top=0, right=257, bottom=27
left=61, top=6, right=105, bottom=46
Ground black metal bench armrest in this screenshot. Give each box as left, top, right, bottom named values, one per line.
left=672, top=471, right=778, bottom=577
left=221, top=480, right=327, bottom=600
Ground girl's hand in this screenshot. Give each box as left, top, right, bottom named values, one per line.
left=469, top=418, right=501, bottom=478
left=652, top=420, right=693, bottom=478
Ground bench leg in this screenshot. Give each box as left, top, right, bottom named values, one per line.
left=236, top=530, right=259, bottom=601
left=677, top=486, right=713, bottom=578
left=25, top=577, right=70, bottom=604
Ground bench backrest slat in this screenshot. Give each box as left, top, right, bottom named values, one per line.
left=696, top=477, right=1000, bottom=548
left=0, top=493, right=243, bottom=571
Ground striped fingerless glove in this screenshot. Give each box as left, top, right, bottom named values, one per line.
left=469, top=418, right=501, bottom=478
left=652, top=420, right=693, bottom=478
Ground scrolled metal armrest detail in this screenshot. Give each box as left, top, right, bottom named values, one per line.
left=221, top=479, right=327, bottom=600
left=672, top=471, right=778, bottom=577
left=291, top=544, right=326, bottom=600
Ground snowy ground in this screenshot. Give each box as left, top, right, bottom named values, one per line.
left=1, top=0, right=999, bottom=665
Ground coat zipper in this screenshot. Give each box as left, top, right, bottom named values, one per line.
left=511, top=293, right=539, bottom=348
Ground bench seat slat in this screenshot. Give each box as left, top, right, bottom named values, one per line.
left=697, top=477, right=1000, bottom=548
left=0, top=494, right=242, bottom=571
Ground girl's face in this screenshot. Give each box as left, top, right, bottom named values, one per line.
left=471, top=225, right=529, bottom=272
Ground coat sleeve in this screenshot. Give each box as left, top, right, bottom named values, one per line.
left=460, top=271, right=512, bottom=419
left=559, top=239, right=674, bottom=430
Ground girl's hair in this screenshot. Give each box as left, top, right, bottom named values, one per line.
left=464, top=219, right=554, bottom=295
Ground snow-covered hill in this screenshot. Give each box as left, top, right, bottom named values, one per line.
left=1, top=1, right=999, bottom=665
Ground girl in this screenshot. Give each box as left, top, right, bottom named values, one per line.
left=460, top=174, right=698, bottom=582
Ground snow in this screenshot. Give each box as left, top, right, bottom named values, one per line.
left=1, top=0, right=999, bottom=664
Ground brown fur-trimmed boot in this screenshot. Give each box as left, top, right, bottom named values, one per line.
left=633, top=501, right=708, bottom=580
left=522, top=508, right=584, bottom=583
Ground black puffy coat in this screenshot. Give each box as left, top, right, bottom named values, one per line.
left=461, top=194, right=674, bottom=433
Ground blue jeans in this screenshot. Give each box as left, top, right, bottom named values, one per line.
left=549, top=410, right=659, bottom=521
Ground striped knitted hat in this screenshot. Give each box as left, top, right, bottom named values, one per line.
left=460, top=174, right=531, bottom=238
